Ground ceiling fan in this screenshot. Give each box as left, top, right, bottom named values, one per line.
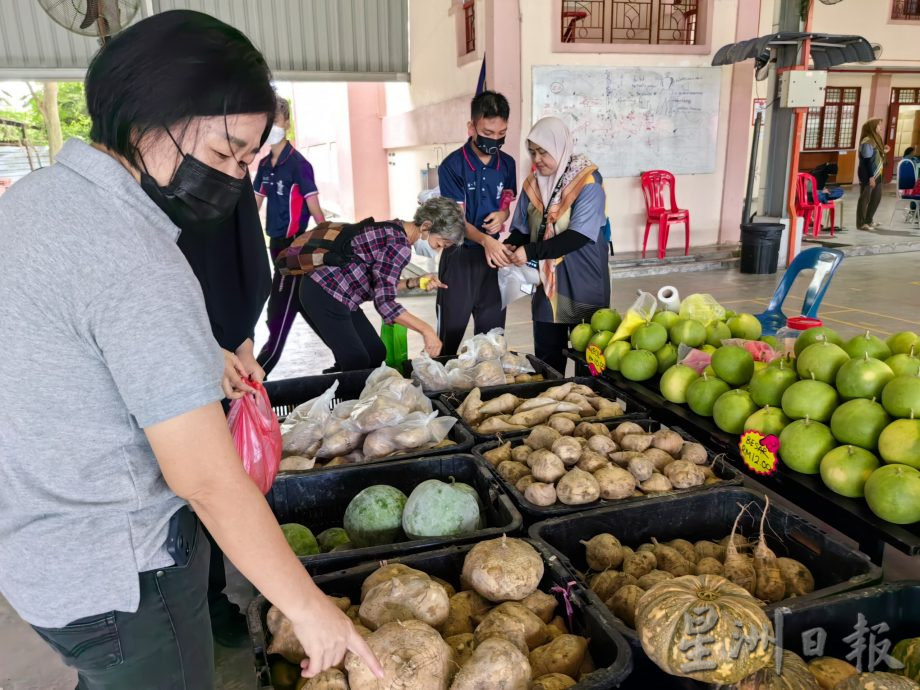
left=36, top=0, right=140, bottom=43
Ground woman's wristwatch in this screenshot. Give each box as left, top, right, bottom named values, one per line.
left=407, top=277, right=418, bottom=290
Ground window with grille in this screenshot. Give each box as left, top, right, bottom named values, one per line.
left=561, top=0, right=701, bottom=45
left=463, top=1, right=476, bottom=54
left=892, top=0, right=920, bottom=20
left=803, top=87, right=861, bottom=151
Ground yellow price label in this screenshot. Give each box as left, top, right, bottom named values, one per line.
left=585, top=344, right=606, bottom=377
left=738, top=430, right=779, bottom=476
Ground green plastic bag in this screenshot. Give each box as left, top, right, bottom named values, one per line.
left=380, top=322, right=409, bottom=369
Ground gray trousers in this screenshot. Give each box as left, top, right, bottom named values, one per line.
left=856, top=181, right=882, bottom=227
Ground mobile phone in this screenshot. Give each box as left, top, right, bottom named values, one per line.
left=166, top=506, right=198, bottom=568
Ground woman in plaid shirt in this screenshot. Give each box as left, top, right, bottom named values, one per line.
left=300, top=196, right=466, bottom=371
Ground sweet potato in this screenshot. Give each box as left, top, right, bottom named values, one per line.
left=457, top=387, right=484, bottom=425
left=479, top=393, right=522, bottom=416
left=641, top=447, right=676, bottom=472
left=594, top=399, right=625, bottom=420
left=581, top=533, right=624, bottom=571
left=587, top=435, right=619, bottom=456
left=576, top=449, right=609, bottom=473
left=432, top=576, right=456, bottom=599
left=526, top=448, right=558, bottom=470
left=475, top=601, right=549, bottom=652
left=622, top=551, right=657, bottom=579
left=640, top=472, right=673, bottom=492
left=359, top=574, right=450, bottom=630
left=511, top=444, right=533, bottom=463
left=451, top=637, right=531, bottom=690
left=266, top=605, right=305, bottom=663
left=547, top=415, right=577, bottom=435
left=564, top=393, right=596, bottom=417
left=533, top=673, right=577, bottom=690
left=651, top=540, right=692, bottom=576
left=525, top=426, right=562, bottom=450
left=529, top=635, right=589, bottom=678
left=637, top=569, right=674, bottom=589
left=299, top=668, right=347, bottom=690
left=694, top=556, right=724, bottom=576
left=574, top=422, right=610, bottom=438
left=606, top=584, right=645, bottom=628
left=594, top=465, right=637, bottom=500
left=525, top=482, right=558, bottom=506
left=509, top=404, right=560, bottom=427
left=532, top=454, right=566, bottom=483
left=555, top=467, right=600, bottom=505
left=515, top=396, right=559, bottom=413
left=551, top=437, right=583, bottom=466
left=482, top=442, right=512, bottom=467
left=612, top=421, right=646, bottom=442
left=777, top=557, right=815, bottom=596
left=667, top=538, right=698, bottom=564
left=477, top=416, right=527, bottom=434
left=589, top=571, right=637, bottom=602
left=516, top=474, right=537, bottom=493
left=627, top=456, right=655, bottom=482
left=445, top=633, right=476, bottom=668
left=651, top=429, right=684, bottom=456
left=521, top=590, right=558, bottom=624
left=345, top=620, right=452, bottom=690
left=680, top=441, right=709, bottom=465
left=663, top=460, right=706, bottom=489
left=360, top=563, right=429, bottom=601
left=439, top=590, right=493, bottom=637
left=620, top=433, right=654, bottom=452
left=497, top=460, right=532, bottom=484
left=543, top=382, right=575, bottom=401
left=609, top=450, right=643, bottom=466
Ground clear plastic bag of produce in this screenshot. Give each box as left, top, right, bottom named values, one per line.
left=721, top=338, right=778, bottom=363
left=497, top=264, right=540, bottom=309
left=344, top=395, right=413, bottom=433
left=500, top=352, right=536, bottom=375
left=280, top=381, right=338, bottom=456
left=362, top=411, right=457, bottom=460
left=410, top=352, right=451, bottom=392
left=611, top=291, right=658, bottom=342
left=358, top=363, right=404, bottom=399
left=358, top=363, right=432, bottom=414
left=227, top=380, right=282, bottom=494
left=457, top=328, right=508, bottom=362
left=447, top=357, right=506, bottom=391
left=678, top=293, right=726, bottom=326
left=677, top=345, right=712, bottom=373
left=315, top=418, right=364, bottom=459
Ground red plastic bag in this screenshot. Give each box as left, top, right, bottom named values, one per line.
left=227, top=380, right=282, bottom=494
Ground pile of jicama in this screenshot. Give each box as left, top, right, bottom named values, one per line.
left=411, top=329, right=545, bottom=392
left=265, top=536, right=598, bottom=690
left=482, top=420, right=722, bottom=508
left=456, top=381, right=626, bottom=435
left=279, top=364, right=456, bottom=471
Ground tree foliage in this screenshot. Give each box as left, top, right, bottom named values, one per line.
left=0, top=81, right=90, bottom=146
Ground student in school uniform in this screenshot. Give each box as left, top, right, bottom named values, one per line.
left=436, top=91, right=518, bottom=357
left=254, top=96, right=326, bottom=376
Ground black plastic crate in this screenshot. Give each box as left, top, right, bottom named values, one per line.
left=475, top=418, right=743, bottom=521
left=402, top=351, right=563, bottom=397
left=266, top=454, right=522, bottom=575
left=264, top=371, right=474, bottom=466
left=529, top=487, right=883, bottom=684
left=247, top=540, right=633, bottom=689
left=440, top=376, right=649, bottom=443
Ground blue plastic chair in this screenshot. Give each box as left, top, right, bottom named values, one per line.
left=755, top=247, right=845, bottom=336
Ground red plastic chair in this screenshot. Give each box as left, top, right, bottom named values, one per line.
left=795, top=172, right=835, bottom=237
left=640, top=170, right=690, bottom=259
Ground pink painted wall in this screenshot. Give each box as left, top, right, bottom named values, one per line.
left=347, top=83, right=391, bottom=220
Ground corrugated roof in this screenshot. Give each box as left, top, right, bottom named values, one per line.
left=0, top=0, right=409, bottom=80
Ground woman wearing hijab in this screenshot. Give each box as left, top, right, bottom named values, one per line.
left=857, top=117, right=888, bottom=230
left=505, top=117, right=610, bottom=373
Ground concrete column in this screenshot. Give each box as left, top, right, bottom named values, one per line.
left=869, top=72, right=893, bottom=120
left=485, top=0, right=524, bottom=187
left=718, top=0, right=762, bottom=244
left=347, top=82, right=391, bottom=220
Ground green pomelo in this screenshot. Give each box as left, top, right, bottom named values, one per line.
left=686, top=375, right=731, bottom=417
left=402, top=479, right=481, bottom=539
left=670, top=319, right=707, bottom=348
left=835, top=355, right=895, bottom=400
left=886, top=353, right=920, bottom=378
left=706, top=321, right=732, bottom=348
left=633, top=322, right=669, bottom=352
left=701, top=344, right=717, bottom=355
left=343, top=485, right=407, bottom=548
left=727, top=313, right=762, bottom=341
left=881, top=376, right=920, bottom=418
left=591, top=308, right=622, bottom=333
left=888, top=331, right=919, bottom=356
left=655, top=343, right=679, bottom=375
left=589, top=330, right=614, bottom=351
left=652, top=310, right=680, bottom=330
left=820, top=445, right=880, bottom=498
left=570, top=323, right=594, bottom=352
left=864, top=464, right=920, bottom=524
left=713, top=389, right=759, bottom=434
left=604, top=341, right=632, bottom=372
left=620, top=349, right=658, bottom=382
left=659, top=364, right=701, bottom=404
left=724, top=310, right=737, bottom=320
left=280, top=523, right=320, bottom=557
left=749, top=364, right=798, bottom=407
left=769, top=354, right=796, bottom=369
left=830, top=399, right=891, bottom=451
left=781, top=379, right=838, bottom=422
left=712, top=346, right=756, bottom=386
left=844, top=330, right=892, bottom=361
left=779, top=419, right=837, bottom=474
left=744, top=406, right=791, bottom=436
left=796, top=341, right=850, bottom=384
left=316, top=527, right=351, bottom=553
left=878, top=419, right=920, bottom=469
left=794, top=326, right=845, bottom=357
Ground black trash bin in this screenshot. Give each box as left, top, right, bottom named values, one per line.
left=739, top=222, right=783, bottom=274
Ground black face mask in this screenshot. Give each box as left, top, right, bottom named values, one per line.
left=140, top=140, right=244, bottom=230
left=474, top=134, right=505, bottom=155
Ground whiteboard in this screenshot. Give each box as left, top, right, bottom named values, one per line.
left=532, top=66, right=722, bottom=178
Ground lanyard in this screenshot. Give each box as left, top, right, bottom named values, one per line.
left=532, top=175, right=567, bottom=243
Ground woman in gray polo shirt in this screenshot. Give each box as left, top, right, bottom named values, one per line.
left=0, top=10, right=380, bottom=689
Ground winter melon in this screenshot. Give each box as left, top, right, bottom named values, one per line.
left=343, top=485, right=407, bottom=547
left=402, top=479, right=481, bottom=539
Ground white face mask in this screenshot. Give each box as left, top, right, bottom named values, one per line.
left=266, top=125, right=286, bottom=146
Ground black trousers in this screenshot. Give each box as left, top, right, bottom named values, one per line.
left=856, top=181, right=883, bottom=227
left=436, top=244, right=506, bottom=357
left=257, top=237, right=312, bottom=377
left=32, top=521, right=213, bottom=690
left=299, top=277, right=387, bottom=372
left=533, top=321, right=571, bottom=375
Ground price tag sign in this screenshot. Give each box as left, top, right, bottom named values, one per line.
left=585, top=344, right=606, bottom=377
left=738, top=430, right=779, bottom=476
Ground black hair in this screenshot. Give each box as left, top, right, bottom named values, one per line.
left=906, top=147, right=916, bottom=158
left=471, top=90, right=510, bottom=123
left=85, top=10, right=275, bottom=169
